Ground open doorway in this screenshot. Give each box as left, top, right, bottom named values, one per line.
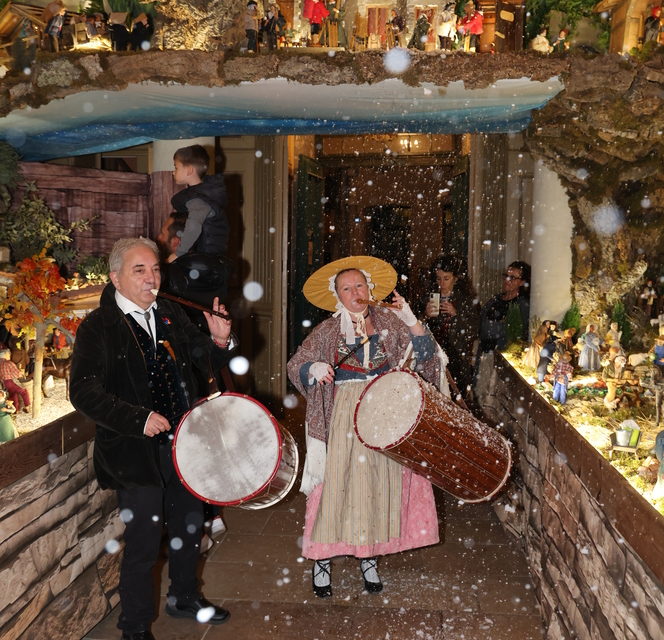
left=289, top=133, right=470, bottom=347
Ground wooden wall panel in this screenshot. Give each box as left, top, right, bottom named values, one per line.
left=18, top=162, right=151, bottom=259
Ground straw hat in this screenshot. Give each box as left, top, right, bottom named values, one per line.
left=303, top=256, right=397, bottom=312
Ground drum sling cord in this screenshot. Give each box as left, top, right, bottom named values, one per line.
left=318, top=335, right=370, bottom=449
left=445, top=370, right=469, bottom=411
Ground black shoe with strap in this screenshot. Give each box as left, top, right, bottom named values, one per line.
left=360, top=557, right=383, bottom=593
left=312, top=559, right=332, bottom=598
left=121, top=631, right=155, bottom=640
left=165, top=597, right=230, bottom=625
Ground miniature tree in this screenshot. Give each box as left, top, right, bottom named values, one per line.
left=505, top=301, right=524, bottom=347
left=1, top=251, right=81, bottom=417
left=611, top=300, right=632, bottom=347
left=560, top=301, right=581, bottom=332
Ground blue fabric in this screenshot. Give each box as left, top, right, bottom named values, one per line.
left=655, top=430, right=664, bottom=481
left=4, top=114, right=534, bottom=162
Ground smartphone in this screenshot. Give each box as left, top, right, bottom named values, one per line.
left=429, top=292, right=440, bottom=316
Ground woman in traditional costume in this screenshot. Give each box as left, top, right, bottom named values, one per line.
left=287, top=256, right=447, bottom=598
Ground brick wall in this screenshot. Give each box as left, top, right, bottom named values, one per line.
left=0, top=414, right=122, bottom=640
left=488, top=354, right=664, bottom=639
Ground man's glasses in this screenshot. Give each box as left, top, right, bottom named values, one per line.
left=502, top=273, right=521, bottom=281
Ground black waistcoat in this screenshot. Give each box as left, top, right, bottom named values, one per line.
left=126, top=314, right=189, bottom=444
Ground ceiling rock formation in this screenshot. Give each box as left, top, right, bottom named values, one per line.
left=0, top=50, right=569, bottom=117
left=527, top=52, right=664, bottom=317
left=1, top=47, right=663, bottom=319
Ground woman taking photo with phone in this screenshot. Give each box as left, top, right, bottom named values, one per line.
left=422, top=255, right=479, bottom=401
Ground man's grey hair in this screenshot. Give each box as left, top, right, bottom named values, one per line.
left=108, top=238, right=159, bottom=272
left=0, top=349, right=10, bottom=358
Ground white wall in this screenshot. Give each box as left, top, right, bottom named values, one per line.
left=529, top=161, right=573, bottom=324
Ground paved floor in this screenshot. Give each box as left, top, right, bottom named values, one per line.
left=84, top=403, right=545, bottom=640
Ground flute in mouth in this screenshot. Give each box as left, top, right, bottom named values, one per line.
left=356, top=298, right=403, bottom=310
left=150, top=289, right=231, bottom=320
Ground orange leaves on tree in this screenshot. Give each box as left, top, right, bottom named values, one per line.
left=2, top=250, right=78, bottom=336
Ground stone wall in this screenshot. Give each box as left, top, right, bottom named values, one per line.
left=488, top=355, right=664, bottom=639
left=0, top=413, right=122, bottom=640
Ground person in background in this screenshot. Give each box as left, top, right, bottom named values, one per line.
left=287, top=256, right=445, bottom=599
left=479, top=261, right=530, bottom=354
left=475, top=261, right=530, bottom=413
left=457, top=0, right=483, bottom=53
left=156, top=213, right=186, bottom=262
left=523, top=320, right=550, bottom=370
left=644, top=6, right=664, bottom=44
left=388, top=8, right=406, bottom=47
left=0, top=389, right=17, bottom=443
left=551, top=27, right=569, bottom=53
left=551, top=351, right=574, bottom=404
left=530, top=26, right=553, bottom=54
left=50, top=327, right=67, bottom=351
left=422, top=255, right=478, bottom=400
left=44, top=2, right=66, bottom=52
left=170, top=144, right=228, bottom=263
left=70, top=238, right=235, bottom=640
left=0, top=349, right=30, bottom=413
left=536, top=320, right=558, bottom=383
left=408, top=12, right=431, bottom=50
left=261, top=3, right=286, bottom=50
left=130, top=12, right=154, bottom=51
left=653, top=430, right=664, bottom=499
left=245, top=0, right=260, bottom=52
left=437, top=1, right=457, bottom=51
left=577, top=323, right=602, bottom=371
left=168, top=145, right=230, bottom=313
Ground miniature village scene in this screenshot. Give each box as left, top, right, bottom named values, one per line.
left=505, top=291, right=664, bottom=515
left=1, top=0, right=664, bottom=639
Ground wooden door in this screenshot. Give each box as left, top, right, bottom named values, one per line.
left=291, top=155, right=327, bottom=350
left=494, top=1, right=526, bottom=52
left=367, top=7, right=390, bottom=46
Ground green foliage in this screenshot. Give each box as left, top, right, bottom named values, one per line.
left=76, top=254, right=109, bottom=284
left=611, top=300, right=632, bottom=346
left=629, top=40, right=664, bottom=63
left=0, top=182, right=91, bottom=266
left=505, top=301, right=524, bottom=347
left=10, top=37, right=37, bottom=75
left=0, top=142, right=20, bottom=215
left=524, top=0, right=609, bottom=43
left=560, top=302, right=581, bottom=332
left=86, top=0, right=154, bottom=18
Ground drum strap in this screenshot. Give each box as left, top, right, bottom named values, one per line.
left=398, top=343, right=414, bottom=369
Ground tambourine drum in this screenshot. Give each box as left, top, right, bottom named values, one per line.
left=173, top=393, right=299, bottom=510
left=353, top=369, right=512, bottom=503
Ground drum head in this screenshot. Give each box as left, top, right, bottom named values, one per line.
left=354, top=369, right=424, bottom=449
left=173, top=393, right=281, bottom=506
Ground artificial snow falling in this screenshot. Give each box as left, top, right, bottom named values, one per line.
left=1, top=27, right=664, bottom=640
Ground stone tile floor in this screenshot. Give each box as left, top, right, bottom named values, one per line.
left=84, top=490, right=545, bottom=640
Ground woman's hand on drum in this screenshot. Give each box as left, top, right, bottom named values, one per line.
left=204, top=297, right=232, bottom=345
left=309, top=361, right=335, bottom=385
left=144, top=412, right=171, bottom=437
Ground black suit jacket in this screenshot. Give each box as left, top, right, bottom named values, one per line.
left=70, top=283, right=233, bottom=489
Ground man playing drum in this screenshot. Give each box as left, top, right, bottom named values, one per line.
left=70, top=238, right=234, bottom=640
left=287, top=256, right=447, bottom=598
